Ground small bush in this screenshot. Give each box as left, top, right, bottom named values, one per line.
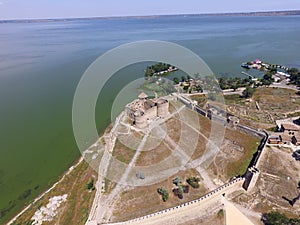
left=87, top=179, right=95, bottom=191
left=183, top=185, right=189, bottom=193
left=157, top=187, right=169, bottom=202
left=172, top=176, right=183, bottom=186
left=186, top=177, right=200, bottom=188
left=217, top=209, right=224, bottom=218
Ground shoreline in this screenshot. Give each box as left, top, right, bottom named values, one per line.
left=6, top=156, right=84, bottom=225
left=5, top=126, right=110, bottom=225
left=1, top=10, right=300, bottom=23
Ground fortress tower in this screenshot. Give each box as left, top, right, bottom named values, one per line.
left=125, top=92, right=169, bottom=129
left=157, top=99, right=169, bottom=118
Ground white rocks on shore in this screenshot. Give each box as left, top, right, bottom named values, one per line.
left=31, top=194, right=68, bottom=225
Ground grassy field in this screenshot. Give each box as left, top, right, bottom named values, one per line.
left=194, top=113, right=261, bottom=179
left=190, top=93, right=246, bottom=107
left=11, top=161, right=97, bottom=225
left=224, top=94, right=246, bottom=106
left=226, top=87, right=300, bottom=124
left=223, top=128, right=261, bottom=178
left=252, top=87, right=300, bottom=111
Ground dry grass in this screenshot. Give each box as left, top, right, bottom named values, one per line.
left=136, top=141, right=172, bottom=166
left=191, top=135, right=208, bottom=160
left=190, top=94, right=207, bottom=107
left=192, top=113, right=260, bottom=179
left=223, top=128, right=261, bottom=178
left=226, top=87, right=300, bottom=124
left=198, top=115, right=212, bottom=138
left=233, top=146, right=300, bottom=218
left=112, top=169, right=206, bottom=222
left=253, top=87, right=300, bottom=111
left=193, top=113, right=261, bottom=181
left=110, top=103, right=262, bottom=222
left=165, top=117, right=181, bottom=143
left=112, top=139, right=136, bottom=165
left=12, top=161, right=97, bottom=225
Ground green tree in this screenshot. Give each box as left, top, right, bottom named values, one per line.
left=173, top=77, right=180, bottom=84
left=217, top=209, right=224, bottom=219
left=172, top=176, right=183, bottom=186
left=157, top=187, right=169, bottom=202
left=177, top=185, right=183, bottom=196
left=268, top=67, right=277, bottom=75
left=288, top=68, right=300, bottom=86
left=183, top=85, right=189, bottom=92
left=232, top=84, right=238, bottom=91
left=186, top=177, right=200, bottom=188
left=87, top=179, right=95, bottom=190
left=261, top=73, right=274, bottom=86
left=261, top=211, right=300, bottom=225
left=242, top=86, right=255, bottom=98
left=288, top=67, right=299, bottom=76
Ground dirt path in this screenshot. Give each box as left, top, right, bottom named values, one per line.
left=96, top=133, right=149, bottom=222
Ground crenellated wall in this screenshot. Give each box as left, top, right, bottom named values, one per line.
left=102, top=177, right=245, bottom=225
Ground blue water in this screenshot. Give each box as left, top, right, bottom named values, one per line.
left=0, top=15, right=300, bottom=223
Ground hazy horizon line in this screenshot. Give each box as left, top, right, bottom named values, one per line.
left=1, top=9, right=300, bottom=23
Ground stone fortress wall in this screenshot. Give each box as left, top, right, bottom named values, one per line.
left=103, top=177, right=245, bottom=225
left=125, top=92, right=169, bottom=128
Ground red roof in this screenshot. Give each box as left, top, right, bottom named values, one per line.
left=138, top=92, right=148, bottom=99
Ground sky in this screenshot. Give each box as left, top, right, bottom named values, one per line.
left=0, top=0, right=300, bottom=20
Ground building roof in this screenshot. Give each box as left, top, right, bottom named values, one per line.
left=138, top=92, right=148, bottom=99
left=282, top=123, right=300, bottom=131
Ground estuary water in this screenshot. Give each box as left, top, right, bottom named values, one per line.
left=0, top=15, right=300, bottom=223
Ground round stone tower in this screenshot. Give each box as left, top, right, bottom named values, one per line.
left=134, top=110, right=147, bottom=128
left=157, top=99, right=169, bottom=118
